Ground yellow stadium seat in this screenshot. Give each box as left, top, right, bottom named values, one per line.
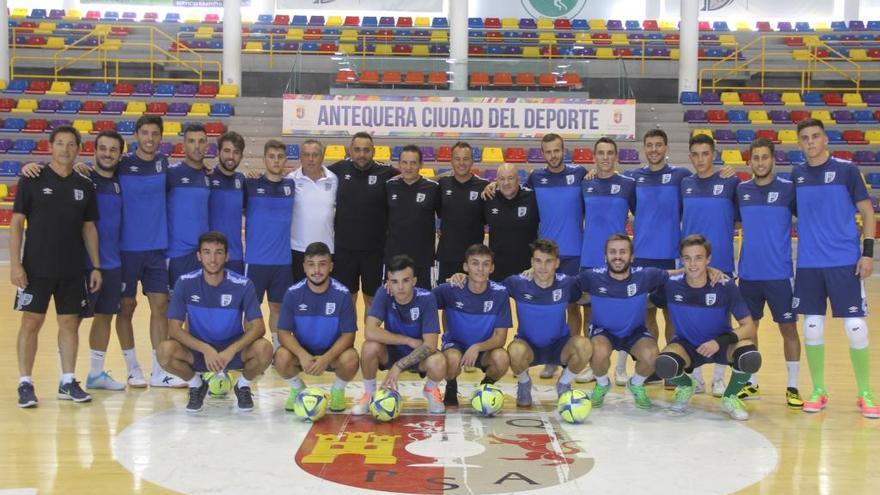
left=374, top=145, right=391, bottom=162
left=748, top=110, right=771, bottom=124
left=337, top=43, right=356, bottom=55
left=611, top=33, right=628, bottom=44
left=804, top=36, right=821, bottom=47
left=429, top=30, right=448, bottom=43
left=73, top=119, right=93, bottom=134
left=670, top=48, right=680, bottom=60
left=102, top=38, right=122, bottom=51
left=720, top=92, right=742, bottom=105
left=575, top=32, right=592, bottom=44
left=0, top=80, right=6, bottom=92
left=849, top=49, right=869, bottom=61
left=537, top=18, right=553, bottom=30
left=185, top=14, right=201, bottom=24
left=163, top=121, right=182, bottom=137
left=779, top=130, right=798, bottom=145
left=375, top=44, right=392, bottom=56
left=244, top=41, right=264, bottom=52
left=596, top=48, right=615, bottom=59
left=0, top=184, right=7, bottom=200
left=35, top=22, right=56, bottom=35
left=539, top=32, right=557, bottom=45
left=11, top=8, right=28, bottom=19
left=412, top=45, right=429, bottom=57
left=481, top=147, right=504, bottom=164
left=588, top=19, right=607, bottom=30
left=736, top=21, right=751, bottom=31
left=419, top=168, right=435, bottom=178
left=522, top=46, right=540, bottom=58
left=719, top=34, right=736, bottom=47
left=781, top=92, right=803, bottom=105
left=414, top=17, right=430, bottom=27
left=721, top=149, right=746, bottom=166
left=792, top=50, right=812, bottom=61
left=217, top=84, right=238, bottom=99
left=691, top=128, right=713, bottom=139
left=195, top=27, right=214, bottom=40
left=811, top=110, right=835, bottom=125
left=843, top=93, right=867, bottom=107
left=189, top=103, right=210, bottom=117
left=326, top=16, right=343, bottom=27
left=47, top=81, right=71, bottom=95
left=324, top=145, right=346, bottom=162
left=63, top=9, right=82, bottom=21
left=660, top=20, right=677, bottom=31
left=340, top=29, right=357, bottom=42
left=501, top=18, right=518, bottom=29
left=45, top=37, right=65, bottom=49
left=12, top=99, right=38, bottom=113
left=866, top=130, right=880, bottom=145
left=286, top=28, right=304, bottom=41
left=123, top=101, right=146, bottom=116
left=813, top=21, right=831, bottom=32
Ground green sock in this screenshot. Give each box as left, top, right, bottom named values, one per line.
left=723, top=370, right=750, bottom=398
left=669, top=374, right=693, bottom=387
left=849, top=347, right=872, bottom=396
left=805, top=344, right=826, bottom=392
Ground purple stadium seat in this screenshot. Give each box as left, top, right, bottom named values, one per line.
left=769, top=110, right=790, bottom=124
left=684, top=110, right=708, bottom=123
left=48, top=119, right=71, bottom=130
left=0, top=139, right=12, bottom=152
left=618, top=149, right=640, bottom=164
left=701, top=90, right=722, bottom=105
left=420, top=146, right=436, bottom=162
left=167, top=102, right=190, bottom=116
left=69, top=81, right=90, bottom=95
left=762, top=92, right=782, bottom=105
left=35, top=99, right=61, bottom=113
left=714, top=129, right=737, bottom=144
left=176, top=84, right=197, bottom=97
left=865, top=93, right=880, bottom=107
left=832, top=110, right=855, bottom=124
left=774, top=150, right=790, bottom=165
left=607, top=20, right=623, bottom=30
left=134, top=83, right=154, bottom=96
left=527, top=148, right=544, bottom=163
left=102, top=101, right=125, bottom=115
left=854, top=150, right=879, bottom=165
left=158, top=142, right=173, bottom=156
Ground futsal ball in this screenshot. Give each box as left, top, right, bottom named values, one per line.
left=205, top=371, right=232, bottom=397
left=369, top=388, right=402, bottom=422
left=293, top=388, right=329, bottom=422
left=470, top=383, right=505, bottom=417
left=557, top=389, right=592, bottom=424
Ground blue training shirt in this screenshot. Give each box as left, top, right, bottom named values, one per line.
left=577, top=266, right=668, bottom=338
left=433, top=282, right=513, bottom=348
left=503, top=273, right=581, bottom=348
left=581, top=174, right=636, bottom=268
left=89, top=171, right=122, bottom=270
left=209, top=171, right=245, bottom=263
left=167, top=269, right=263, bottom=346
left=737, top=177, right=797, bottom=281
left=681, top=172, right=741, bottom=274
left=368, top=288, right=440, bottom=359
left=277, top=278, right=357, bottom=355
left=659, top=275, right=750, bottom=346
left=526, top=166, right=586, bottom=258
left=628, top=165, right=692, bottom=261
left=166, top=163, right=211, bottom=258
left=791, top=157, right=869, bottom=268
left=117, top=152, right=169, bottom=251
left=244, top=176, right=295, bottom=265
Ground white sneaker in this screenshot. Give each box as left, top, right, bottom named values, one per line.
left=614, top=368, right=629, bottom=386
left=721, top=396, right=749, bottom=420
left=693, top=376, right=706, bottom=394
left=575, top=368, right=595, bottom=384
left=86, top=371, right=126, bottom=391
left=712, top=379, right=726, bottom=398
left=150, top=369, right=188, bottom=388
left=539, top=364, right=559, bottom=379
left=127, top=367, right=148, bottom=388
left=351, top=392, right=372, bottom=415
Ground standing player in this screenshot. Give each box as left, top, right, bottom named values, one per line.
left=483, top=163, right=539, bottom=282
left=735, top=138, right=802, bottom=407
left=436, top=142, right=488, bottom=283
left=329, top=132, right=399, bottom=320
left=274, top=242, right=360, bottom=413
left=116, top=115, right=182, bottom=387
left=384, top=145, right=440, bottom=289
left=12, top=125, right=102, bottom=407
left=792, top=118, right=878, bottom=418
left=166, top=124, right=211, bottom=288
left=289, top=139, right=337, bottom=283
left=209, top=131, right=247, bottom=275
left=654, top=235, right=760, bottom=420
left=158, top=232, right=273, bottom=412
left=244, top=140, right=296, bottom=349
left=353, top=255, right=447, bottom=414
left=434, top=244, right=512, bottom=406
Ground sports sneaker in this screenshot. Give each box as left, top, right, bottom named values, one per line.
left=627, top=379, right=653, bottom=409
left=857, top=392, right=880, bottom=419
left=721, top=395, right=749, bottom=420
left=516, top=379, right=533, bottom=407
left=539, top=364, right=558, bottom=379
left=786, top=387, right=804, bottom=408
left=186, top=381, right=209, bottom=413
left=423, top=385, right=445, bottom=414
left=711, top=378, right=726, bottom=398
left=737, top=384, right=760, bottom=401
left=329, top=387, right=346, bottom=412
left=670, top=383, right=696, bottom=413
left=444, top=379, right=459, bottom=407
left=284, top=386, right=304, bottom=412
left=18, top=382, right=38, bottom=408
left=234, top=384, right=254, bottom=412
left=575, top=368, right=595, bottom=384
left=614, top=368, right=629, bottom=387
left=590, top=382, right=610, bottom=408
left=58, top=380, right=91, bottom=403
left=150, top=369, right=187, bottom=388
left=692, top=375, right=705, bottom=394
left=556, top=379, right=572, bottom=398
left=86, top=371, right=126, bottom=391
left=352, top=392, right=372, bottom=415
left=802, top=389, right=829, bottom=413
left=127, top=367, right=148, bottom=388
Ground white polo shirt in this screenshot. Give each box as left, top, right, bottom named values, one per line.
left=288, top=166, right=338, bottom=252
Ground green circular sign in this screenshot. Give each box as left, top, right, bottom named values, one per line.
left=522, top=0, right=588, bottom=18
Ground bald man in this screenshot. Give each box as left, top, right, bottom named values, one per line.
left=483, top=164, right=540, bottom=282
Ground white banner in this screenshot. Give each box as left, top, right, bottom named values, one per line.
left=282, top=95, right=636, bottom=140
left=277, top=0, right=442, bottom=12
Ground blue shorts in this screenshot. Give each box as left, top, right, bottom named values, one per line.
left=739, top=278, right=797, bottom=323
left=519, top=335, right=571, bottom=367
left=225, top=260, right=245, bottom=276
left=191, top=344, right=244, bottom=373
left=246, top=264, right=294, bottom=304
left=670, top=337, right=731, bottom=371
left=378, top=344, right=426, bottom=377
left=441, top=341, right=490, bottom=372
left=634, top=258, right=676, bottom=307
left=82, top=267, right=123, bottom=317
left=558, top=256, right=581, bottom=277
left=589, top=326, right=655, bottom=354
left=121, top=250, right=169, bottom=297
left=794, top=265, right=867, bottom=317
left=168, top=251, right=201, bottom=290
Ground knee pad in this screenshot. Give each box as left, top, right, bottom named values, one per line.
left=804, top=315, right=825, bottom=346
left=732, top=345, right=762, bottom=374
left=655, top=352, right=686, bottom=379
left=844, top=318, right=869, bottom=350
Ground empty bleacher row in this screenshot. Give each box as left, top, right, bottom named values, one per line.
left=685, top=108, right=880, bottom=125
left=0, top=99, right=232, bottom=118
left=682, top=90, right=880, bottom=106
left=0, top=118, right=226, bottom=136
left=0, top=80, right=235, bottom=99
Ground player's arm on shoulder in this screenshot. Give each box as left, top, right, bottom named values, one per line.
left=19, top=162, right=44, bottom=178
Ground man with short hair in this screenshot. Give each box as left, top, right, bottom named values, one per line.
left=274, top=242, right=360, bottom=413
left=158, top=232, right=273, bottom=413
left=209, top=131, right=247, bottom=275
left=792, top=118, right=878, bottom=418
left=289, top=139, right=337, bottom=283
left=12, top=125, right=102, bottom=407
left=483, top=163, right=539, bottom=282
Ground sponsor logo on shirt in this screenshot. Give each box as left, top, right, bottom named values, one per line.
left=181, top=177, right=190, bottom=184
left=713, top=185, right=724, bottom=195
left=483, top=300, right=494, bottom=312
left=445, top=190, right=453, bottom=196
left=783, top=312, right=793, bottom=320
left=212, top=180, right=221, bottom=186
left=257, top=188, right=265, bottom=194
left=586, top=187, right=594, bottom=193
left=298, top=304, right=308, bottom=311
left=767, top=192, right=779, bottom=203
left=598, top=287, right=607, bottom=294
left=848, top=306, right=859, bottom=313
left=410, top=307, right=420, bottom=320
left=455, top=301, right=464, bottom=309
left=391, top=194, right=398, bottom=201
left=705, top=293, right=717, bottom=305
left=221, top=294, right=232, bottom=307
left=523, top=293, right=533, bottom=300
left=662, top=174, right=671, bottom=184
left=42, top=187, right=53, bottom=195
left=674, top=294, right=684, bottom=302
left=491, top=208, right=499, bottom=215
left=190, top=295, right=201, bottom=303
left=540, top=178, right=549, bottom=184
left=325, top=302, right=336, bottom=315
left=742, top=194, right=751, bottom=201
left=416, top=193, right=426, bottom=203
left=129, top=166, right=139, bottom=172
left=638, top=177, right=645, bottom=183
left=685, top=188, right=693, bottom=194
left=74, top=189, right=84, bottom=200
left=627, top=283, right=637, bottom=297
left=552, top=289, right=562, bottom=302
left=824, top=172, right=836, bottom=183
left=611, top=184, right=621, bottom=194
left=796, top=176, right=805, bottom=184
left=517, top=206, right=527, bottom=217
left=344, top=174, right=352, bottom=180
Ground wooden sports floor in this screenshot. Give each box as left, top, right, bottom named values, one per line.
left=0, top=264, right=878, bottom=495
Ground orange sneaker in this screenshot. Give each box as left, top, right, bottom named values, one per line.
left=802, top=389, right=829, bottom=413
left=857, top=392, right=880, bottom=419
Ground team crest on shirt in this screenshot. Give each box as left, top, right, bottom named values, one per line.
left=73, top=189, right=84, bottom=200
left=483, top=301, right=494, bottom=312
left=713, top=185, right=724, bottom=195
left=325, top=302, right=336, bottom=315
left=824, top=172, right=836, bottom=183
left=284, top=186, right=292, bottom=196
left=792, top=297, right=800, bottom=308
left=611, top=184, right=621, bottom=194
left=627, top=283, right=637, bottom=297
left=517, top=206, right=527, bottom=217
left=469, top=191, right=479, bottom=201
left=662, top=173, right=672, bottom=184
left=416, top=193, right=426, bottom=203
left=705, top=293, right=717, bottom=305
left=368, top=175, right=378, bottom=185
left=114, top=183, right=120, bottom=194
left=221, top=294, right=232, bottom=307
left=566, top=175, right=575, bottom=185
left=767, top=192, right=779, bottom=203
left=204, top=176, right=210, bottom=186
left=155, top=162, right=162, bottom=173
left=235, top=178, right=242, bottom=189
left=552, top=289, right=563, bottom=301
left=410, top=307, right=420, bottom=320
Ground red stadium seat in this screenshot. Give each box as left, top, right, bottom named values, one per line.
left=832, top=150, right=854, bottom=161
left=171, top=142, right=186, bottom=158
left=484, top=18, right=501, bottom=29
left=23, top=118, right=48, bottom=133
left=843, top=129, right=868, bottom=144
left=32, top=139, right=50, bottom=155
left=81, top=141, right=95, bottom=156
left=823, top=93, right=845, bottom=106
left=554, top=19, right=572, bottom=30
left=538, top=73, right=557, bottom=88
left=756, top=129, right=779, bottom=143
left=427, top=71, right=448, bottom=87
left=504, top=147, right=527, bottom=163
left=397, top=17, right=413, bottom=27
left=205, top=122, right=225, bottom=137
left=436, top=146, right=452, bottom=162
left=111, top=83, right=134, bottom=96
left=92, top=120, right=116, bottom=134
left=572, top=148, right=594, bottom=164
left=336, top=70, right=357, bottom=85
left=643, top=20, right=659, bottom=31
left=741, top=92, right=763, bottom=105
left=196, top=84, right=218, bottom=98
left=359, top=71, right=379, bottom=85
left=80, top=100, right=104, bottom=114
left=561, top=72, right=582, bottom=89
left=790, top=110, right=810, bottom=123
left=493, top=72, right=513, bottom=87
left=382, top=71, right=402, bottom=85
left=592, top=33, right=611, bottom=45
left=469, top=72, right=490, bottom=88
left=25, top=81, right=50, bottom=94
left=515, top=72, right=536, bottom=87
left=273, top=15, right=290, bottom=25
left=403, top=71, right=425, bottom=86
left=707, top=110, right=729, bottom=123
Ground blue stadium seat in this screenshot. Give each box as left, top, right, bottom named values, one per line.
left=736, top=129, right=756, bottom=144
left=680, top=91, right=701, bottom=105
left=713, top=21, right=729, bottom=31
left=257, top=14, right=273, bottom=24
left=831, top=21, right=847, bottom=31
left=9, top=139, right=36, bottom=154
left=291, top=15, right=308, bottom=26
left=362, top=16, right=378, bottom=27
left=788, top=150, right=806, bottom=163
left=116, top=121, right=135, bottom=135
left=0, top=160, right=22, bottom=176
left=57, top=100, right=81, bottom=114
left=728, top=110, right=749, bottom=124
left=432, top=17, right=448, bottom=28
left=572, top=19, right=589, bottom=30
left=90, top=82, right=112, bottom=96
left=625, top=20, right=640, bottom=30
left=795, top=22, right=812, bottom=32
left=826, top=129, right=845, bottom=144
left=164, top=13, right=180, bottom=23
left=4, top=80, right=28, bottom=94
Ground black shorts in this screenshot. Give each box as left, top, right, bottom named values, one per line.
left=82, top=267, right=123, bottom=317
left=333, top=247, right=384, bottom=296
left=437, top=259, right=464, bottom=286
left=14, top=276, right=87, bottom=315
left=402, top=264, right=434, bottom=290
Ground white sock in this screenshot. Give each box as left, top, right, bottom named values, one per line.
left=333, top=377, right=348, bottom=390
left=364, top=379, right=377, bottom=394
left=426, top=379, right=440, bottom=389
left=692, top=366, right=704, bottom=383
left=749, top=373, right=759, bottom=386
left=123, top=348, right=139, bottom=372
left=517, top=371, right=531, bottom=384
left=288, top=375, right=304, bottom=389
left=616, top=351, right=628, bottom=372
left=89, top=350, right=106, bottom=377
left=188, top=373, right=203, bottom=388
left=786, top=361, right=799, bottom=389
left=61, top=373, right=75, bottom=385
left=237, top=375, right=251, bottom=388
left=713, top=364, right=726, bottom=381
left=559, top=367, right=577, bottom=385
left=20, top=376, right=32, bottom=384
left=596, top=374, right=610, bottom=386
left=631, top=373, right=647, bottom=386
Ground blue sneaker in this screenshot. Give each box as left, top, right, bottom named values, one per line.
left=86, top=371, right=126, bottom=391
left=58, top=380, right=92, bottom=403
left=186, top=381, right=209, bottom=413
left=516, top=379, right=533, bottom=407
left=18, top=382, right=38, bottom=408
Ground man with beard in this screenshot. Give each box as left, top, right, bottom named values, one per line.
left=274, top=242, right=359, bottom=413
left=209, top=131, right=247, bottom=275
left=483, top=163, right=539, bottom=282
left=288, top=139, right=337, bottom=283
